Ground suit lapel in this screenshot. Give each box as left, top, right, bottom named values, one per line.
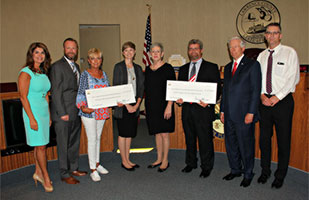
left=182, top=63, right=190, bottom=81
left=225, top=62, right=233, bottom=81
left=196, top=59, right=205, bottom=82
left=61, top=57, right=73, bottom=74
left=61, top=57, right=79, bottom=83
left=121, top=60, right=128, bottom=84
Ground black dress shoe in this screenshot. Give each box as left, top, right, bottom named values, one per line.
left=199, top=170, right=211, bottom=178
left=158, top=163, right=169, bottom=172
left=121, top=164, right=135, bottom=171
left=132, top=164, right=140, bottom=168
left=271, top=178, right=284, bottom=189
left=181, top=166, right=196, bottom=173
left=147, top=162, right=161, bottom=169
left=222, top=173, right=242, bottom=181
left=240, top=178, right=252, bottom=187
left=257, top=173, right=269, bottom=184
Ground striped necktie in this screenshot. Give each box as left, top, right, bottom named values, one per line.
left=266, top=50, right=274, bottom=94
left=189, top=62, right=196, bottom=82
left=70, top=62, right=79, bottom=84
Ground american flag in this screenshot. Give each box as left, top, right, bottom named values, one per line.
left=142, top=14, right=152, bottom=66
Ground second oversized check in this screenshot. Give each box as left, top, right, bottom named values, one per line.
left=166, top=80, right=217, bottom=104
left=85, top=84, right=136, bottom=109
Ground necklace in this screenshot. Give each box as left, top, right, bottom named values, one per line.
left=34, top=68, right=42, bottom=74
left=127, top=67, right=135, bottom=81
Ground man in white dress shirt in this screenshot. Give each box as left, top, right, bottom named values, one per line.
left=257, top=23, right=300, bottom=189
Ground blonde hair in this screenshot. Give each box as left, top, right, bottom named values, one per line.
left=87, top=48, right=103, bottom=60
left=87, top=48, right=103, bottom=69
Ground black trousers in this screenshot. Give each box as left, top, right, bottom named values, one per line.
left=224, top=119, right=255, bottom=179
left=259, top=93, right=294, bottom=180
left=182, top=105, right=214, bottom=171
left=54, top=117, right=81, bottom=178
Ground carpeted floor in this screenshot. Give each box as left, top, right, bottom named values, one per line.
left=1, top=152, right=308, bottom=200
left=1, top=119, right=308, bottom=200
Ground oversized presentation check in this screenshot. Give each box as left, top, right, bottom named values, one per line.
left=85, top=84, right=136, bottom=109
left=166, top=80, right=217, bottom=104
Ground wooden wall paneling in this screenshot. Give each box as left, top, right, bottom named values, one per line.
left=1, top=156, right=10, bottom=172
left=0, top=92, right=114, bottom=173
left=79, top=108, right=114, bottom=155
left=168, top=105, right=177, bottom=148
left=20, top=151, right=27, bottom=167
left=101, top=109, right=114, bottom=152
left=289, top=73, right=308, bottom=171
left=0, top=99, right=6, bottom=150
left=168, top=72, right=308, bottom=172
left=214, top=138, right=226, bottom=152
left=11, top=154, right=18, bottom=170
left=46, top=147, right=55, bottom=161
left=177, top=106, right=186, bottom=149
left=0, top=74, right=307, bottom=172
left=0, top=154, right=2, bottom=172
left=52, top=146, right=58, bottom=160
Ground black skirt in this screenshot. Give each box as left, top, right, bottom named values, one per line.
left=116, top=107, right=138, bottom=138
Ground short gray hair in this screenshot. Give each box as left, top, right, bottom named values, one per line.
left=228, top=36, right=246, bottom=48
left=188, top=39, right=203, bottom=49
left=150, top=42, right=164, bottom=52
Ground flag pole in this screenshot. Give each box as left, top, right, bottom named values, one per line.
left=146, top=4, right=152, bottom=35
left=143, top=4, right=152, bottom=66
left=146, top=4, right=152, bottom=14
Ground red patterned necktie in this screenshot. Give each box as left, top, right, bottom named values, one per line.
left=232, top=62, right=237, bottom=76
left=189, top=62, right=197, bottom=104
left=266, top=50, right=274, bottom=94
left=189, top=62, right=196, bottom=82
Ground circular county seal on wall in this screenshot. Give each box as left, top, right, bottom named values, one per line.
left=236, top=0, right=281, bottom=44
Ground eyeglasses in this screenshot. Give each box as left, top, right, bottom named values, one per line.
left=265, top=31, right=281, bottom=35
left=188, top=48, right=201, bottom=51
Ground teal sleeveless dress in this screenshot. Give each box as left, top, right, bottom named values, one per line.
left=20, top=67, right=51, bottom=146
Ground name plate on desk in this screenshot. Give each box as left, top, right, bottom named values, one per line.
left=86, top=84, right=136, bottom=109
left=166, top=80, right=217, bottom=104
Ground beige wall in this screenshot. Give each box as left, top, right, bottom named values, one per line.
left=1, top=0, right=308, bottom=83
left=79, top=25, right=120, bottom=82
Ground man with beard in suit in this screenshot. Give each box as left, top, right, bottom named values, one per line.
left=49, top=38, right=87, bottom=184
left=177, top=39, right=221, bottom=178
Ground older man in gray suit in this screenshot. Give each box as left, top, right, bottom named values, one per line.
left=50, top=38, right=87, bottom=184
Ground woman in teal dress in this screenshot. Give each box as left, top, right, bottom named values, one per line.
left=18, top=42, right=53, bottom=192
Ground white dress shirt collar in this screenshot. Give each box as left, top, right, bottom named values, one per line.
left=268, top=43, right=282, bottom=54
left=189, top=58, right=203, bottom=81
left=232, top=54, right=244, bottom=70
left=64, top=56, right=75, bottom=66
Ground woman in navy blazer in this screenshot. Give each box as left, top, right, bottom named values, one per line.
left=113, top=41, right=144, bottom=171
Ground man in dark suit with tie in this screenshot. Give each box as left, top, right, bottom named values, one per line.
left=177, top=39, right=221, bottom=178
left=220, top=36, right=261, bottom=187
left=50, top=38, right=87, bottom=184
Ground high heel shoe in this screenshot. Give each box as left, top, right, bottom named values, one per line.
left=43, top=181, right=54, bottom=192
left=132, top=164, right=140, bottom=168
left=33, top=173, right=54, bottom=192
left=158, top=163, right=170, bottom=172
left=33, top=173, right=44, bottom=187
left=147, top=162, right=162, bottom=169
left=121, top=164, right=135, bottom=171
